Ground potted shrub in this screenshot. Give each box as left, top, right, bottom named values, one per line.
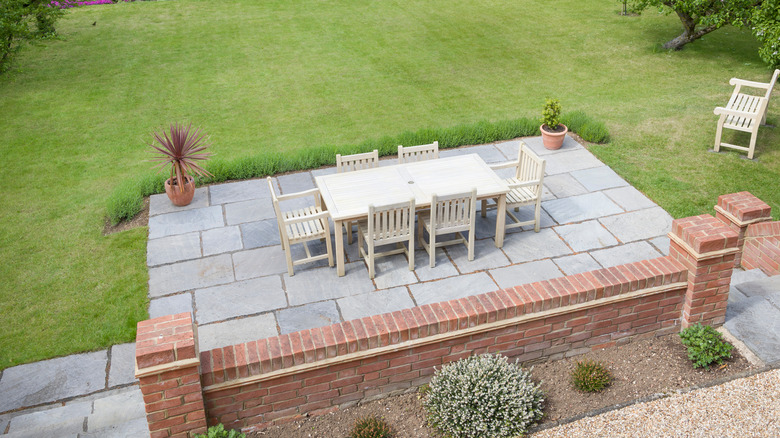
left=149, top=122, right=213, bottom=206
left=540, top=98, right=568, bottom=150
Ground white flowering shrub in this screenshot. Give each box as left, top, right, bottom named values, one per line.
left=422, top=353, right=544, bottom=438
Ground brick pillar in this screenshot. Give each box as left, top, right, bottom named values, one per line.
left=668, top=215, right=739, bottom=328
left=135, top=313, right=208, bottom=438
left=714, top=191, right=772, bottom=266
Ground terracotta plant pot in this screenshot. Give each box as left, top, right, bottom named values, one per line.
left=540, top=124, right=568, bottom=150
left=165, top=176, right=195, bottom=206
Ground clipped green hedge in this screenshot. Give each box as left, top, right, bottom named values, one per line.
left=106, top=112, right=609, bottom=225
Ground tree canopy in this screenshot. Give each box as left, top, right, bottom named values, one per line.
left=1, top=0, right=64, bottom=73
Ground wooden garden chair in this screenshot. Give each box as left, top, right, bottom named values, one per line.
left=357, top=198, right=416, bottom=279
left=418, top=189, right=477, bottom=268
left=398, top=141, right=439, bottom=164
left=267, top=177, right=333, bottom=276
left=335, top=149, right=379, bottom=244
left=714, top=69, right=779, bottom=159
left=481, top=141, right=546, bottom=232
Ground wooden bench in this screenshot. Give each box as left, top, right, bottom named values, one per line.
left=714, top=69, right=779, bottom=159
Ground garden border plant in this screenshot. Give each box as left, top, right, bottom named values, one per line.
left=106, top=111, right=609, bottom=224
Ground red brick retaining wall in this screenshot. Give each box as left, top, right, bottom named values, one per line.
left=741, top=221, right=780, bottom=275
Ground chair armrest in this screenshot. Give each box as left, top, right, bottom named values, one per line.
left=714, top=106, right=762, bottom=118
left=276, top=187, right=321, bottom=202
left=489, top=161, right=519, bottom=170
left=283, top=210, right=330, bottom=225
left=508, top=179, right=542, bottom=189
left=729, top=78, right=771, bottom=89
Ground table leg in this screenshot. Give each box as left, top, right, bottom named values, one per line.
left=334, top=219, right=345, bottom=276
left=495, top=194, right=507, bottom=248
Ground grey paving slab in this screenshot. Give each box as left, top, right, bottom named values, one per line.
left=210, top=179, right=271, bottom=205
left=649, top=236, right=670, bottom=256
left=286, top=262, right=374, bottom=306
left=440, top=144, right=505, bottom=163
left=542, top=192, right=623, bottom=224
left=0, top=351, right=107, bottom=412
left=734, top=276, right=780, bottom=309
left=311, top=166, right=337, bottom=178
left=108, top=343, right=137, bottom=387
left=731, top=268, right=768, bottom=285
left=599, top=207, right=673, bottom=243
left=490, top=259, right=564, bottom=290
left=224, top=199, right=275, bottom=225
left=725, top=296, right=780, bottom=364
left=494, top=139, right=522, bottom=159
left=501, top=228, right=572, bottom=264
left=87, top=389, right=145, bottom=431
left=603, top=186, right=657, bottom=212
left=544, top=173, right=589, bottom=198
left=233, top=246, right=289, bottom=280
left=195, top=276, right=287, bottom=324
left=148, top=206, right=224, bottom=239
left=371, top=254, right=419, bottom=290
left=202, top=226, right=243, bottom=256
left=148, top=293, right=193, bottom=319
left=1, top=419, right=8, bottom=434
left=554, top=220, right=618, bottom=252
left=148, top=254, right=234, bottom=297
left=337, top=288, right=416, bottom=321
left=728, top=284, right=748, bottom=304
left=277, top=172, right=315, bottom=194
left=553, top=253, right=603, bottom=276
left=146, top=232, right=201, bottom=267
left=570, top=166, right=629, bottom=192
left=521, top=135, right=584, bottom=157
left=5, top=399, right=91, bottom=436
left=149, top=187, right=209, bottom=216
left=412, top=247, right=460, bottom=282
left=543, top=149, right=604, bottom=175
left=83, top=417, right=149, bottom=438
left=277, top=301, right=341, bottom=334
left=411, top=272, right=497, bottom=306
left=240, top=219, right=281, bottom=249
left=447, top=238, right=511, bottom=274
left=198, top=313, right=278, bottom=352
left=589, top=241, right=663, bottom=268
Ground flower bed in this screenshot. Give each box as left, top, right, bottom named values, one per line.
left=50, top=0, right=134, bottom=9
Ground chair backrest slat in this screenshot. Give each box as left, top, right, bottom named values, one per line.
left=398, top=141, right=439, bottom=164
left=431, top=189, right=477, bottom=231
left=367, top=199, right=415, bottom=244
left=515, top=142, right=546, bottom=197
left=336, top=149, right=379, bottom=173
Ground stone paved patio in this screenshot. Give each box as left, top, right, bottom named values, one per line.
left=144, top=136, right=675, bottom=352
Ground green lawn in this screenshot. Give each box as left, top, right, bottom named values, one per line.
left=1, top=0, right=778, bottom=370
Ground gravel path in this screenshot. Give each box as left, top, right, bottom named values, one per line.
left=534, top=368, right=780, bottom=437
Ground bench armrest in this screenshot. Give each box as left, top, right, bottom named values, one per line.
left=729, top=78, right=771, bottom=89
left=714, top=106, right=763, bottom=118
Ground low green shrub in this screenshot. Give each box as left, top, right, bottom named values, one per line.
left=193, top=423, right=245, bottom=438
left=349, top=416, right=394, bottom=438
left=679, top=324, right=733, bottom=369
left=422, top=353, right=544, bottom=438
left=107, top=113, right=609, bottom=224
left=571, top=360, right=612, bottom=393
left=560, top=110, right=610, bottom=143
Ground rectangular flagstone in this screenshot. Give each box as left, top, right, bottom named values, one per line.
left=6, top=398, right=92, bottom=436
left=501, top=228, right=572, bottom=263
left=210, top=179, right=271, bottom=205
left=202, top=226, right=243, bottom=256
left=148, top=206, right=224, bottom=239
left=286, top=262, right=374, bottom=306
left=490, top=259, right=564, bottom=290
left=410, top=272, right=497, bottom=306
left=725, top=296, right=780, bottom=364
left=553, top=253, right=603, bottom=276
left=412, top=247, right=460, bottom=282
left=108, top=343, right=138, bottom=387
left=197, top=313, right=278, bottom=352
left=521, top=135, right=584, bottom=156
left=544, top=173, right=589, bottom=198
left=277, top=301, right=341, bottom=334
left=148, top=254, right=234, bottom=297
left=447, top=238, right=511, bottom=274
left=731, top=268, right=768, bottom=286
left=542, top=192, right=623, bottom=224
left=589, top=241, right=662, bottom=268
left=570, top=166, right=628, bottom=191
left=146, top=232, right=201, bottom=267
left=0, top=351, right=107, bottom=412
left=649, top=236, right=670, bottom=255
left=337, top=287, right=416, bottom=321
left=372, top=254, right=420, bottom=290
left=554, top=220, right=618, bottom=252
left=87, top=389, right=145, bottom=431
left=149, top=188, right=209, bottom=216
left=194, top=276, right=287, bottom=324
left=240, top=219, right=281, bottom=249
left=233, top=246, right=289, bottom=280
left=224, top=199, right=276, bottom=225
left=598, top=207, right=673, bottom=243
left=277, top=172, right=315, bottom=194
left=543, top=149, right=604, bottom=175
left=148, top=293, right=193, bottom=319
left=440, top=144, right=505, bottom=163
left=603, top=186, right=657, bottom=212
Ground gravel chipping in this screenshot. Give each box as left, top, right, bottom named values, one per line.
left=533, top=368, right=780, bottom=437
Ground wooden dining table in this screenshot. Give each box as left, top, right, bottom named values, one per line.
left=315, top=154, right=510, bottom=276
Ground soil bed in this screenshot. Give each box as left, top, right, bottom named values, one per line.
left=253, top=334, right=753, bottom=437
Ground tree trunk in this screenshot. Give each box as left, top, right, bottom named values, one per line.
left=662, top=9, right=719, bottom=50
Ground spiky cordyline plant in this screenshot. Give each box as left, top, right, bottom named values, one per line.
left=149, top=123, right=213, bottom=192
